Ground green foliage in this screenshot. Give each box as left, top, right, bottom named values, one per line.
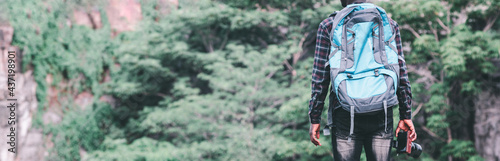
left=408, top=35, right=439, bottom=64
left=440, top=25, right=498, bottom=79
left=441, top=140, right=478, bottom=160
left=6, top=1, right=115, bottom=160
left=45, top=103, right=112, bottom=160
left=6, top=0, right=114, bottom=133
left=86, top=137, right=180, bottom=161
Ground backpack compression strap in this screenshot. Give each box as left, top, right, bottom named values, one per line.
left=329, top=5, right=357, bottom=51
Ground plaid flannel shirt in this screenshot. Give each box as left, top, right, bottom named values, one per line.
left=308, top=15, right=412, bottom=124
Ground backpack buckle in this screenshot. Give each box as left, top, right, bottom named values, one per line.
left=374, top=69, right=379, bottom=77
left=347, top=73, right=353, bottom=79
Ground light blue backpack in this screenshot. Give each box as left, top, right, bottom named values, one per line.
left=325, top=3, right=400, bottom=141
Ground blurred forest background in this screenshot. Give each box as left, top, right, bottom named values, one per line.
left=0, top=0, right=499, bottom=160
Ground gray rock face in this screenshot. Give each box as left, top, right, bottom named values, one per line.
left=0, top=24, right=40, bottom=161
left=474, top=91, right=500, bottom=161
left=474, top=59, right=500, bottom=161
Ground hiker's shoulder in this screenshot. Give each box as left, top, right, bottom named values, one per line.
left=318, top=13, right=336, bottom=29
left=388, top=17, right=399, bottom=28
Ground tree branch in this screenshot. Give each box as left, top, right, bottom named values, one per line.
left=283, top=59, right=295, bottom=85
left=269, top=99, right=285, bottom=108
left=483, top=11, right=500, bottom=32
left=283, top=59, right=294, bottom=72
left=401, top=24, right=421, bottom=38
left=198, top=31, right=214, bottom=53
left=407, top=64, right=439, bottom=84
left=266, top=69, right=278, bottom=79
left=436, top=17, right=451, bottom=34
left=218, top=29, right=230, bottom=50
left=412, top=103, right=423, bottom=118
left=87, top=12, right=98, bottom=29
left=446, top=127, right=452, bottom=143
left=292, top=32, right=309, bottom=65
left=256, top=36, right=268, bottom=48
left=421, top=126, right=447, bottom=142
left=428, top=22, right=439, bottom=42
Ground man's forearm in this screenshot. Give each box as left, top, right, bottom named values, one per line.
left=309, top=20, right=332, bottom=124
left=393, top=20, right=413, bottom=120
left=397, top=88, right=412, bottom=120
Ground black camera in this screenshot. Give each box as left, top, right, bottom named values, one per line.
left=392, top=131, right=423, bottom=158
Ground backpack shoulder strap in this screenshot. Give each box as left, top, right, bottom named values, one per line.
left=328, top=11, right=337, bottom=18
left=325, top=6, right=358, bottom=67
left=329, top=6, right=358, bottom=48
left=385, top=18, right=398, bottom=52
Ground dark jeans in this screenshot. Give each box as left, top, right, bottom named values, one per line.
left=330, top=107, right=394, bottom=161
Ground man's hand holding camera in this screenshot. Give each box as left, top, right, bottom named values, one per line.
left=395, top=119, right=417, bottom=142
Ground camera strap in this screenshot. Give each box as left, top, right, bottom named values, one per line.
left=383, top=100, right=387, bottom=134
left=348, top=106, right=354, bottom=142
